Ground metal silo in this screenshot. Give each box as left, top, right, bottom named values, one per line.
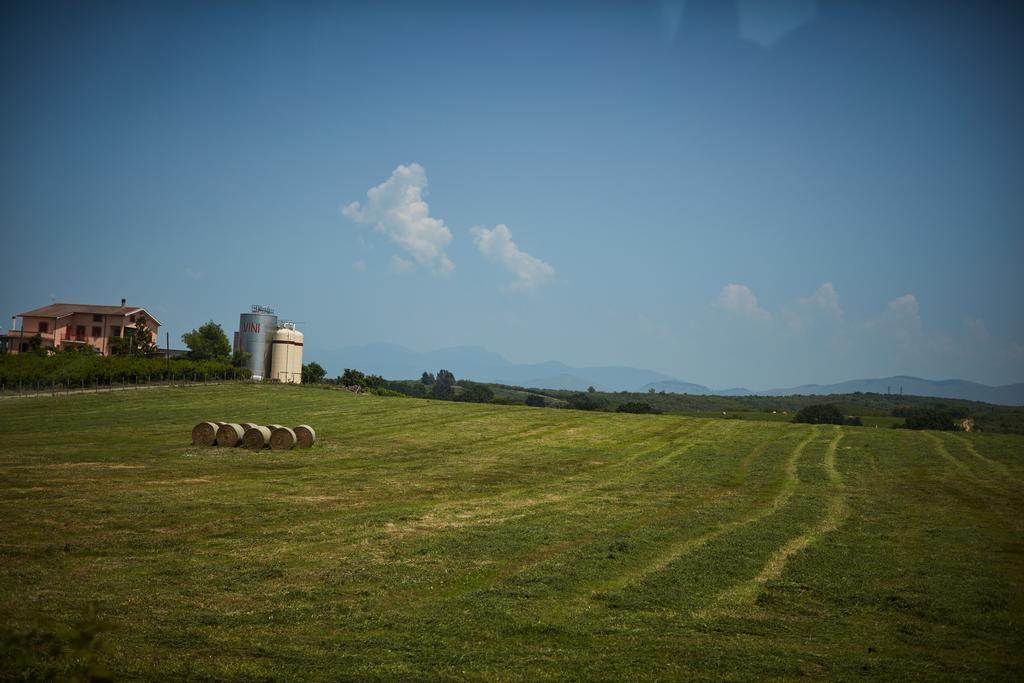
left=236, top=305, right=278, bottom=379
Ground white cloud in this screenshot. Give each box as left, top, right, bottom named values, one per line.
left=963, top=318, right=991, bottom=344
left=865, top=293, right=927, bottom=353
left=786, top=282, right=843, bottom=334
left=390, top=255, right=414, bottom=273
left=343, top=163, right=454, bottom=276
left=885, top=293, right=919, bottom=319
left=470, top=224, right=555, bottom=292
left=806, top=282, right=842, bottom=317
left=714, top=284, right=771, bottom=321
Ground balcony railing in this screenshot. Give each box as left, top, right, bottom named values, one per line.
left=6, top=330, right=55, bottom=340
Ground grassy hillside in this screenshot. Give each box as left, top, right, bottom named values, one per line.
left=382, top=378, right=1024, bottom=433
left=502, top=385, right=1024, bottom=432
left=1, top=385, right=1022, bottom=680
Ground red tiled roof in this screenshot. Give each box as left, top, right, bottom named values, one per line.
left=18, top=303, right=162, bottom=326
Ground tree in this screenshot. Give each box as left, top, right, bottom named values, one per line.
left=454, top=382, right=494, bottom=404
left=110, top=317, right=158, bottom=357
left=587, top=385, right=596, bottom=393
left=792, top=404, right=845, bottom=425
left=134, top=317, right=159, bottom=356
left=432, top=369, right=455, bottom=400
left=401, top=382, right=428, bottom=398
left=420, top=371, right=435, bottom=385
left=181, top=321, right=231, bottom=361
left=525, top=394, right=546, bottom=408
left=302, top=362, right=326, bottom=384
left=340, top=368, right=367, bottom=387
left=566, top=392, right=605, bottom=411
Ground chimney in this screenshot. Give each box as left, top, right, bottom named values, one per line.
left=121, top=298, right=126, bottom=307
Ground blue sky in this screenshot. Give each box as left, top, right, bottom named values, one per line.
left=2, top=0, right=1022, bottom=388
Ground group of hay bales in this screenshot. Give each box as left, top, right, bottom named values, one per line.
left=191, top=421, right=316, bottom=451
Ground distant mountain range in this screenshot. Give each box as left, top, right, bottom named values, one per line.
left=311, top=343, right=673, bottom=392
left=308, top=343, right=1024, bottom=406
left=640, top=377, right=1024, bottom=405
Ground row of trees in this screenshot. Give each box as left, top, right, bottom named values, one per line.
left=794, top=403, right=971, bottom=430
left=0, top=348, right=247, bottom=385
left=302, top=366, right=666, bottom=412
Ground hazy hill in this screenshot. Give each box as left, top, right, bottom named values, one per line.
left=310, top=344, right=1024, bottom=406
left=760, top=376, right=1024, bottom=406
left=642, top=376, right=1024, bottom=406
left=313, top=343, right=673, bottom=392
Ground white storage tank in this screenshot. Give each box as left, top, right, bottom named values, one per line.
left=270, top=324, right=304, bottom=383
left=288, top=326, right=303, bottom=382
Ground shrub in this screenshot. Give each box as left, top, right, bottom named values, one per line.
left=903, top=408, right=960, bottom=431
left=366, top=387, right=408, bottom=398
left=525, top=394, right=546, bottom=408
left=454, top=382, right=494, bottom=404
left=566, top=392, right=605, bottom=411
left=793, top=404, right=845, bottom=425
left=616, top=402, right=661, bottom=414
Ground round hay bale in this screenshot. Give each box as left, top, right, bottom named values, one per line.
left=267, top=423, right=283, bottom=431
left=216, top=423, right=245, bottom=447
left=242, top=426, right=271, bottom=451
left=293, top=425, right=316, bottom=449
left=239, top=422, right=258, bottom=431
left=191, top=421, right=218, bottom=446
left=215, top=421, right=227, bottom=427
left=270, top=427, right=297, bottom=451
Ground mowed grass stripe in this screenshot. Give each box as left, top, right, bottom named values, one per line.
left=699, top=427, right=847, bottom=617
left=263, top=418, right=749, bottom=606
left=595, top=428, right=836, bottom=614
left=278, top=418, right=783, bottom=614
left=330, top=417, right=723, bottom=547
left=920, top=432, right=1024, bottom=516
left=577, top=425, right=805, bottom=602
left=449, top=424, right=793, bottom=603
left=528, top=427, right=825, bottom=615
left=946, top=433, right=1020, bottom=482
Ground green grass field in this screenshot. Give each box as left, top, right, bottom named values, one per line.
left=1, top=385, right=1022, bottom=680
